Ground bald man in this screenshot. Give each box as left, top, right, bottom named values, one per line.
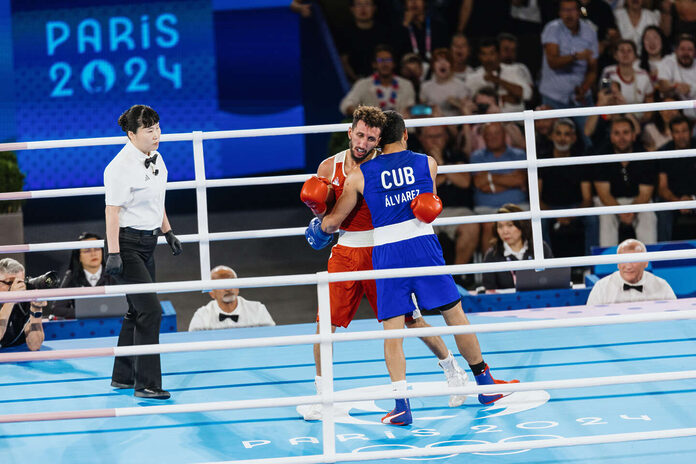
left=586, top=239, right=676, bottom=306
left=188, top=266, right=275, bottom=331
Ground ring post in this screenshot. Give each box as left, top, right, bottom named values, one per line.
left=523, top=109, right=545, bottom=270
left=317, top=271, right=336, bottom=461
left=192, top=130, right=211, bottom=281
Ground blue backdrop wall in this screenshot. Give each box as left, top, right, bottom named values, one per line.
left=0, top=0, right=307, bottom=190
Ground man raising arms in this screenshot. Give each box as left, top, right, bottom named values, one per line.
left=299, top=106, right=469, bottom=421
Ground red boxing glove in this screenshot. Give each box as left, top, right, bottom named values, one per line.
left=301, top=176, right=332, bottom=215
left=411, top=193, right=443, bottom=224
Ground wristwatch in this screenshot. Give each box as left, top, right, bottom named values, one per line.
left=30, top=304, right=43, bottom=318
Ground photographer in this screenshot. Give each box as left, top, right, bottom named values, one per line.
left=599, top=39, right=654, bottom=122
left=465, top=38, right=532, bottom=114
left=458, top=87, right=525, bottom=157
left=0, top=258, right=49, bottom=351
left=584, top=80, right=641, bottom=152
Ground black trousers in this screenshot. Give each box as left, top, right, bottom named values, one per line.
left=111, top=228, right=162, bottom=389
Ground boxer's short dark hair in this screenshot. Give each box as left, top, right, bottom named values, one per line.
left=380, top=111, right=406, bottom=145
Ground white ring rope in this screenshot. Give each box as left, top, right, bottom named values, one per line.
left=4, top=197, right=696, bottom=254
left=1, top=369, right=695, bottom=424
left=1, top=147, right=694, bottom=202
left=0, top=99, right=691, bottom=155
left=0, top=248, right=694, bottom=305
left=0, top=103, right=694, bottom=265
left=3, top=100, right=696, bottom=463
left=1, top=303, right=695, bottom=363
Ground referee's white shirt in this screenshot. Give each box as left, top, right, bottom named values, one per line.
left=188, top=297, right=276, bottom=331
left=104, top=141, right=168, bottom=230
left=586, top=271, right=676, bottom=306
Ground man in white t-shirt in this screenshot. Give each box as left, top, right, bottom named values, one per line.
left=466, top=38, right=532, bottom=114
left=451, top=33, right=475, bottom=83
left=497, top=33, right=534, bottom=88
left=188, top=265, right=275, bottom=331
left=339, top=44, right=415, bottom=116
left=586, top=239, right=676, bottom=305
left=600, top=39, right=653, bottom=106
left=657, top=34, right=696, bottom=102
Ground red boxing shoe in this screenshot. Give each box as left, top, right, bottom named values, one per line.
left=474, top=364, right=519, bottom=405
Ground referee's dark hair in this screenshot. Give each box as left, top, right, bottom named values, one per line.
left=118, top=105, right=160, bottom=134
left=380, top=111, right=406, bottom=146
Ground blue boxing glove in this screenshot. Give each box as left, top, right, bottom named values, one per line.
left=305, top=217, right=333, bottom=250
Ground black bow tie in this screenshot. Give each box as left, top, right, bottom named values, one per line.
left=623, top=283, right=643, bottom=292
left=144, top=154, right=158, bottom=168
left=219, top=313, right=239, bottom=322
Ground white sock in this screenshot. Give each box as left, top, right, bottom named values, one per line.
left=314, top=375, right=322, bottom=394
left=438, top=351, right=455, bottom=371
left=392, top=380, right=408, bottom=393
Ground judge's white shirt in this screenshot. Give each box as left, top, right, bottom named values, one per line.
left=586, top=271, right=676, bottom=306
left=188, top=296, right=275, bottom=331
left=84, top=267, right=102, bottom=286
left=104, top=141, right=168, bottom=230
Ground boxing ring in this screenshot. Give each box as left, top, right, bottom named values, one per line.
left=1, top=101, right=696, bottom=463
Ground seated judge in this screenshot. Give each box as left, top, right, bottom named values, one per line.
left=482, top=203, right=553, bottom=292
left=586, top=239, right=676, bottom=305
left=50, top=232, right=115, bottom=319
left=188, top=265, right=275, bottom=331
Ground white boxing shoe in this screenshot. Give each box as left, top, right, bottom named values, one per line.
left=297, top=403, right=323, bottom=421
left=439, top=354, right=471, bottom=407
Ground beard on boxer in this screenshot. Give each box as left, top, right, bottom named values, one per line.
left=349, top=140, right=378, bottom=164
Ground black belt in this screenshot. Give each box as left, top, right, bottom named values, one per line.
left=120, top=227, right=160, bottom=236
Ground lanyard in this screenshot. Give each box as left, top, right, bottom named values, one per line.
left=408, top=16, right=431, bottom=60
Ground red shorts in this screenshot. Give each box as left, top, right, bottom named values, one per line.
left=323, top=244, right=378, bottom=328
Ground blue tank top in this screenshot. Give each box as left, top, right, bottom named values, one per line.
left=360, top=150, right=433, bottom=228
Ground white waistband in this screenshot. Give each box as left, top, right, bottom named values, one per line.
left=337, top=229, right=374, bottom=247
left=373, top=218, right=434, bottom=246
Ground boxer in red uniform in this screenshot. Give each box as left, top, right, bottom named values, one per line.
left=299, top=106, right=470, bottom=421
left=315, top=111, right=519, bottom=425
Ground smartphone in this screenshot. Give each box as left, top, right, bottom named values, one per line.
left=411, top=104, right=433, bottom=116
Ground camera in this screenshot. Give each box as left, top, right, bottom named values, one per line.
left=475, top=102, right=490, bottom=114
left=25, top=271, right=59, bottom=290
left=600, top=78, right=612, bottom=92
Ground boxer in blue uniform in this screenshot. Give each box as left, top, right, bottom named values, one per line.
left=311, top=111, right=518, bottom=426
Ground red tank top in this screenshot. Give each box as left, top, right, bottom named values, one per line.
left=331, top=150, right=373, bottom=232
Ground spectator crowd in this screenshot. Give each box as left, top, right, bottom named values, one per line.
left=7, top=1, right=696, bottom=355
left=320, top=0, right=696, bottom=281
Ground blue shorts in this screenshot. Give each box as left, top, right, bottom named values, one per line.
left=372, top=234, right=461, bottom=320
